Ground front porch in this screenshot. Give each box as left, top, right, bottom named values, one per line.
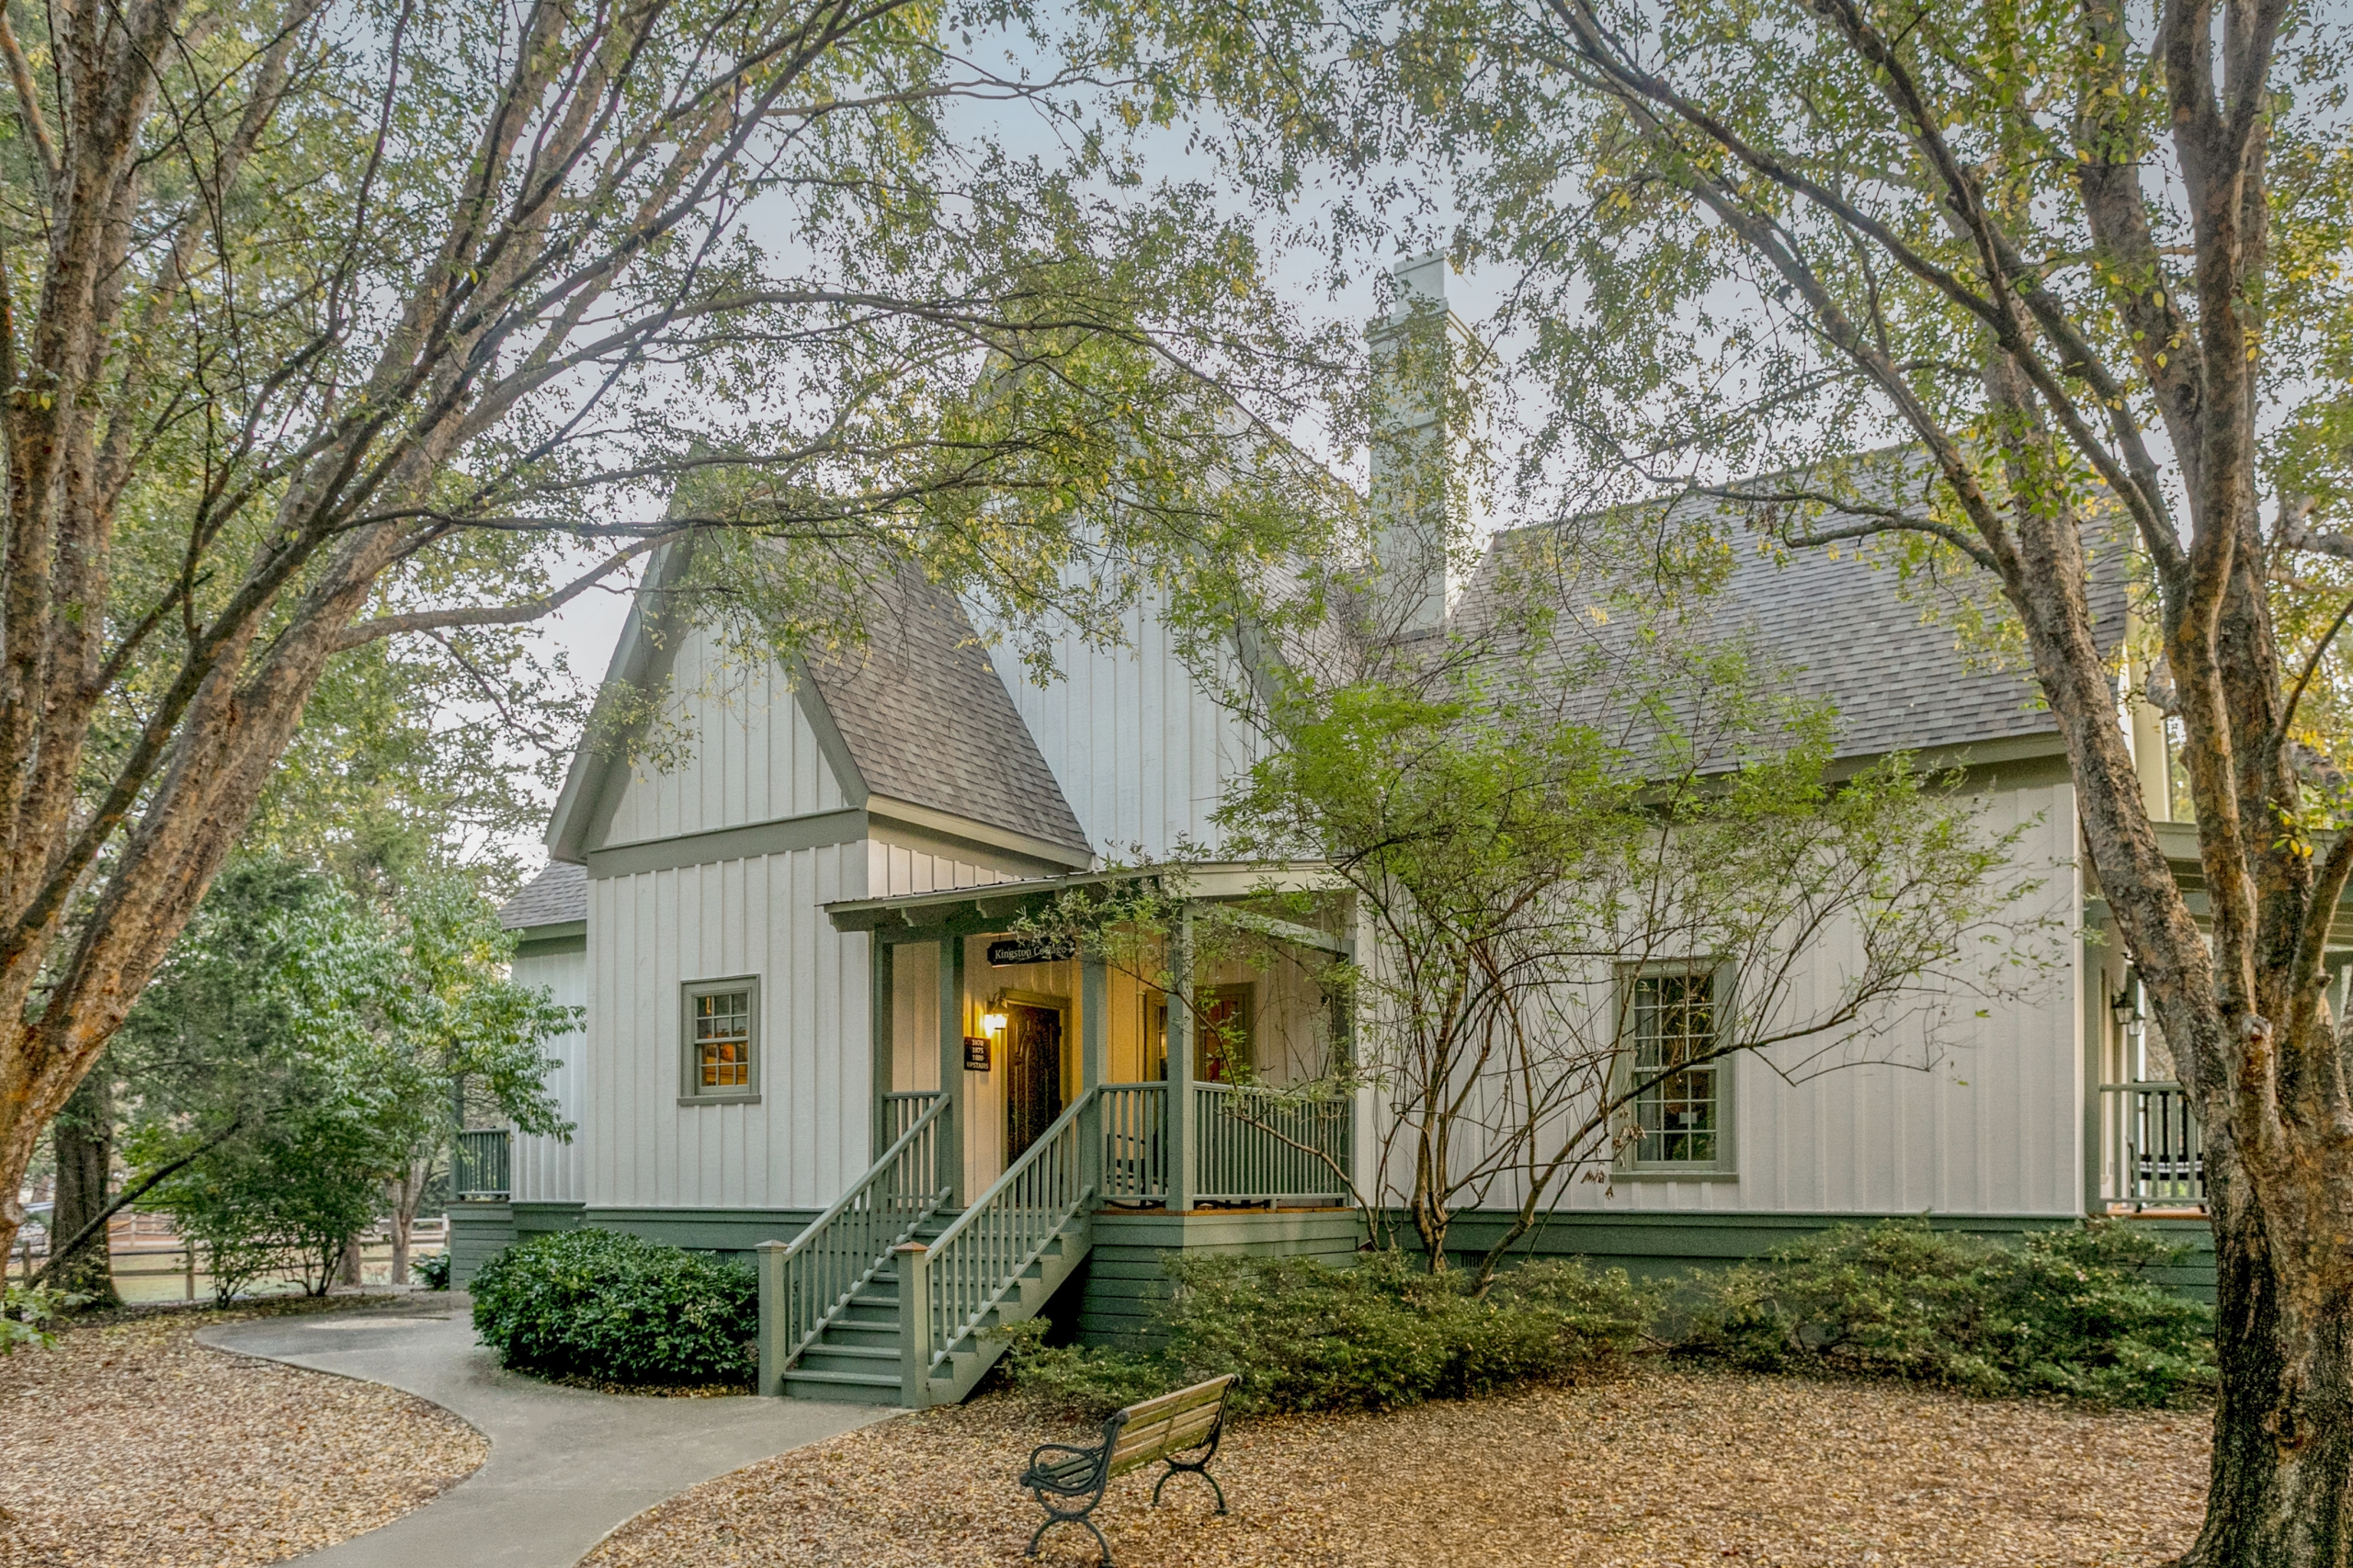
left=835, top=865, right=1361, bottom=1213
left=754, top=866, right=1364, bottom=1405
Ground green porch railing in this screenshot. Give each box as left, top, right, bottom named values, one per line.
left=454, top=1129, right=511, bottom=1200
left=1098, top=1082, right=1166, bottom=1203
left=764, top=1092, right=952, bottom=1386
left=882, top=1089, right=943, bottom=1146
left=2100, top=1082, right=2203, bottom=1210
left=1193, top=1083, right=1352, bottom=1205
left=911, top=1085, right=1094, bottom=1381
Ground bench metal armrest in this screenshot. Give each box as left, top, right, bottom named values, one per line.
left=1019, top=1441, right=1108, bottom=1494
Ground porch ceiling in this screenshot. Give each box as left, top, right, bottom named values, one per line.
left=822, top=861, right=1341, bottom=937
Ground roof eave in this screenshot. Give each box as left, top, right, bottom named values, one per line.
left=824, top=860, right=1341, bottom=933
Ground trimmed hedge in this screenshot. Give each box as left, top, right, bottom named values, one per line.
left=1664, top=1218, right=2215, bottom=1407
left=1006, top=1251, right=1646, bottom=1418
left=1007, top=1220, right=2213, bottom=1419
left=470, top=1228, right=756, bottom=1387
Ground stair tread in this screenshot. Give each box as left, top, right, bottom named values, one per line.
left=803, top=1343, right=897, bottom=1360
left=782, top=1368, right=901, bottom=1387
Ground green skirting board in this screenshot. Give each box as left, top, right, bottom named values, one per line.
left=448, top=1201, right=2217, bottom=1308
left=1431, top=1210, right=2217, bottom=1303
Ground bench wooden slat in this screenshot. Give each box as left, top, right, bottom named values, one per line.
left=1107, top=1403, right=1223, bottom=1472
left=1111, top=1377, right=1232, bottom=1427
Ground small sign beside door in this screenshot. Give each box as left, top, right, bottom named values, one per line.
left=963, top=1035, right=992, bottom=1071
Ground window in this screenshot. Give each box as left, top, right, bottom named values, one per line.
left=1141, top=984, right=1256, bottom=1082
left=1625, top=967, right=1729, bottom=1170
left=682, top=978, right=759, bottom=1103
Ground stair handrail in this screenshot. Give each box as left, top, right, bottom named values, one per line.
left=916, top=1085, right=1096, bottom=1373
left=775, top=1089, right=951, bottom=1369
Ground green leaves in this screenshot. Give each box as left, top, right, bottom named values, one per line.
left=471, top=1229, right=759, bottom=1388
left=1667, top=1219, right=2217, bottom=1408
left=114, top=857, right=575, bottom=1297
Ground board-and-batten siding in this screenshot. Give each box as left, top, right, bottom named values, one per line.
left=510, top=946, right=587, bottom=1204
left=1721, top=779, right=2084, bottom=1217
left=984, top=591, right=1256, bottom=858
left=581, top=832, right=1044, bottom=1211
left=587, top=846, right=869, bottom=1210
left=1370, top=780, right=2086, bottom=1220
left=600, top=623, right=847, bottom=846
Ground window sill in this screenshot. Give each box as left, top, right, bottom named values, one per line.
left=678, top=1094, right=761, bottom=1108
left=1614, top=1167, right=1737, bottom=1181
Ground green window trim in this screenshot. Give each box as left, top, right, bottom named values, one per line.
left=681, top=975, right=762, bottom=1105
left=1616, top=960, right=1736, bottom=1178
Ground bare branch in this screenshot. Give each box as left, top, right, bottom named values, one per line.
left=334, top=528, right=686, bottom=650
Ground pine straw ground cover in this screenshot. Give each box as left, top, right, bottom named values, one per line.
left=583, top=1365, right=2209, bottom=1568
left=0, top=1298, right=486, bottom=1567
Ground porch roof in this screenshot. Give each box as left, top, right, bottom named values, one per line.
left=822, top=861, right=1341, bottom=937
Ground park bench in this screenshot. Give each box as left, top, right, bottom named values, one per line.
left=1016, top=1373, right=1238, bottom=1564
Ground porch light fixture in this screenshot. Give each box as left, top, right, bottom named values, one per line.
left=981, top=1008, right=1009, bottom=1038
left=2110, top=975, right=2145, bottom=1039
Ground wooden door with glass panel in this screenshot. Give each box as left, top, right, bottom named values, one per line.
left=1005, top=1003, right=1065, bottom=1161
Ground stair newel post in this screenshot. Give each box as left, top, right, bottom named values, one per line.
left=1169, top=902, right=1197, bottom=1214
left=896, top=1240, right=933, bottom=1408
left=1080, top=957, right=1107, bottom=1204
left=937, top=934, right=965, bottom=1208
left=756, top=1238, right=789, bottom=1397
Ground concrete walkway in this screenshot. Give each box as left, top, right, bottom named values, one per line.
left=200, top=1296, right=894, bottom=1567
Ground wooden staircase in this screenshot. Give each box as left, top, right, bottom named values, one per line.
left=779, top=1210, right=956, bottom=1404
left=762, top=1087, right=1098, bottom=1408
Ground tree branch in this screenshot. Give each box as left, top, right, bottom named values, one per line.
left=333, top=528, right=686, bottom=650
left=0, top=4, right=57, bottom=187
left=30, top=1117, right=244, bottom=1285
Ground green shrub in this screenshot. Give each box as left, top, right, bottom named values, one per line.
left=1665, top=1219, right=2214, bottom=1407
left=413, top=1252, right=453, bottom=1290
left=1005, top=1251, right=1646, bottom=1419
left=3, top=1281, right=88, bottom=1354
left=470, top=1229, right=756, bottom=1387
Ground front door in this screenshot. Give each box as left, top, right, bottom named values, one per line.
left=1005, top=1003, right=1065, bottom=1162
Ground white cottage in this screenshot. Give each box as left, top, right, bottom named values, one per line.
left=458, top=277, right=2221, bottom=1407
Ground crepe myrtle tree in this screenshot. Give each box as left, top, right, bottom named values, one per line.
left=1211, top=619, right=2053, bottom=1288
left=1117, top=0, right=2353, bottom=1553
left=0, top=0, right=1348, bottom=1263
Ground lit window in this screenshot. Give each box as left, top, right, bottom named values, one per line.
left=682, top=980, right=759, bottom=1101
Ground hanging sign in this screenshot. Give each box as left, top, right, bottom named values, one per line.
left=963, top=1035, right=993, bottom=1071
left=987, top=936, right=1074, bottom=967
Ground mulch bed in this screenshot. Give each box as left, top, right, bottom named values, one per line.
left=582, top=1365, right=2211, bottom=1567
left=0, top=1298, right=487, bottom=1567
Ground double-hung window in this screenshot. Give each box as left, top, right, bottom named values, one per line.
left=682, top=978, right=760, bottom=1104
left=1623, top=966, right=1731, bottom=1173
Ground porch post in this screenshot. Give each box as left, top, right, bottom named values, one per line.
left=938, top=933, right=965, bottom=1207
left=1168, top=902, right=1197, bottom=1213
left=870, top=937, right=894, bottom=1167
left=1080, top=956, right=1107, bottom=1203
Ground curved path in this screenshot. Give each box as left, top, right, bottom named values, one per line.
left=200, top=1296, right=893, bottom=1567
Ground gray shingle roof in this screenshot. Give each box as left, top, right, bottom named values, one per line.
left=804, top=568, right=1090, bottom=856
left=498, top=861, right=587, bottom=929
left=1454, top=460, right=2130, bottom=762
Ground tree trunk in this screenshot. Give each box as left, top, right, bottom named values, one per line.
left=336, top=1231, right=365, bottom=1290
left=388, top=1159, right=428, bottom=1287
left=47, top=1071, right=118, bottom=1306
left=2185, top=1142, right=2353, bottom=1566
